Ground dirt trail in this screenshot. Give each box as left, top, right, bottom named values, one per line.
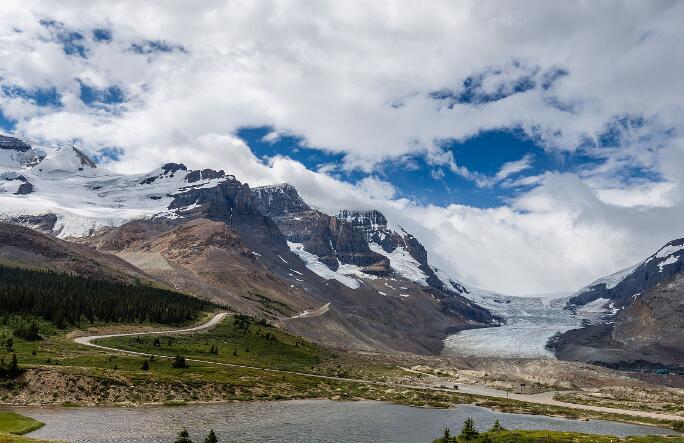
left=75, top=313, right=684, bottom=424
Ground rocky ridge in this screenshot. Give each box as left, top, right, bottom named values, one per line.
left=0, top=134, right=498, bottom=354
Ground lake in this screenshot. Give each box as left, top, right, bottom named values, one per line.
left=10, top=400, right=677, bottom=443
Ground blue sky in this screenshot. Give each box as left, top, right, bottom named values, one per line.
left=238, top=126, right=613, bottom=208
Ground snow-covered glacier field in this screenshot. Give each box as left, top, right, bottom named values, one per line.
left=443, top=291, right=606, bottom=358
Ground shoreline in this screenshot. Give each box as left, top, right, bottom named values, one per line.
left=7, top=400, right=681, bottom=442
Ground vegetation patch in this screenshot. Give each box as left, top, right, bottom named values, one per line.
left=0, top=265, right=215, bottom=327
left=0, top=433, right=64, bottom=443
left=0, top=412, right=43, bottom=435
left=433, top=418, right=684, bottom=442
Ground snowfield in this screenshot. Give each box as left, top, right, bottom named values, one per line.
left=0, top=144, right=226, bottom=237
left=368, top=242, right=428, bottom=285
left=287, top=241, right=362, bottom=289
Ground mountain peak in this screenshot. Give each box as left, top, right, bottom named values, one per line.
left=33, top=145, right=97, bottom=176
left=569, top=236, right=684, bottom=309
left=252, top=183, right=311, bottom=217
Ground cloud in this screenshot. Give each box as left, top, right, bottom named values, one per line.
left=0, top=1, right=683, bottom=294
left=494, top=155, right=534, bottom=182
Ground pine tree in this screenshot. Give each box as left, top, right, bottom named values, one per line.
left=174, top=428, right=193, bottom=443
left=9, top=354, right=19, bottom=376
left=440, top=427, right=451, bottom=443
left=489, top=420, right=506, bottom=433
left=172, top=355, right=188, bottom=369
left=203, top=429, right=218, bottom=443
left=0, top=265, right=213, bottom=326
left=459, top=418, right=479, bottom=440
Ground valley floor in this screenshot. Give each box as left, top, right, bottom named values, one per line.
left=2, top=314, right=682, bottom=435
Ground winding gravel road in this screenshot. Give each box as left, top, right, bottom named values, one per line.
left=74, top=312, right=684, bottom=424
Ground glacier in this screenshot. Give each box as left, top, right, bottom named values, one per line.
left=443, top=290, right=607, bottom=358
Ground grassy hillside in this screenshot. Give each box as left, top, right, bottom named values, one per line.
left=95, top=314, right=325, bottom=372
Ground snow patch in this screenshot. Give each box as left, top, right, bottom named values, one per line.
left=369, top=242, right=428, bottom=285
left=574, top=264, right=638, bottom=296
left=337, top=262, right=377, bottom=280
left=287, top=242, right=360, bottom=289
left=577, top=297, right=611, bottom=314
left=655, top=243, right=684, bottom=259
left=658, top=254, right=679, bottom=272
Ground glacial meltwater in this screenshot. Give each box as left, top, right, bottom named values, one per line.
left=9, top=400, right=677, bottom=443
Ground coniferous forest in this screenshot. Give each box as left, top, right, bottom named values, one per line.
left=0, top=265, right=215, bottom=327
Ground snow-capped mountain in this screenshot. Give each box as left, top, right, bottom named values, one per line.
left=1, top=133, right=478, bottom=301
left=551, top=238, right=684, bottom=369
left=0, top=133, right=499, bottom=354
left=568, top=238, right=684, bottom=311
left=253, top=184, right=473, bottom=299
left=0, top=135, right=228, bottom=237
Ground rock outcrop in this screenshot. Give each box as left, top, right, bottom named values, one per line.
left=569, top=238, right=684, bottom=308
left=252, top=184, right=389, bottom=272
left=554, top=239, right=684, bottom=371
left=338, top=210, right=443, bottom=288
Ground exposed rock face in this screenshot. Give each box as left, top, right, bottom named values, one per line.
left=612, top=271, right=684, bottom=359
left=0, top=222, right=157, bottom=284
left=140, top=163, right=188, bottom=184
left=555, top=239, right=684, bottom=371
left=169, top=177, right=285, bottom=251
left=1, top=174, right=34, bottom=195
left=553, top=272, right=684, bottom=371
left=252, top=185, right=495, bottom=325
left=88, top=218, right=317, bottom=316
left=252, top=184, right=389, bottom=272
left=72, top=147, right=97, bottom=169
left=0, top=135, right=45, bottom=167
left=14, top=176, right=34, bottom=195
left=338, top=210, right=443, bottom=288
left=569, top=238, right=684, bottom=308
left=0, top=135, right=32, bottom=152
left=186, top=168, right=226, bottom=183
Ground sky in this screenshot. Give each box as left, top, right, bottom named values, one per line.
left=1, top=1, right=683, bottom=295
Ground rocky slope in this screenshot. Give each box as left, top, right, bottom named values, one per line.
left=0, top=222, right=160, bottom=285
left=252, top=184, right=389, bottom=273
left=252, top=185, right=482, bottom=311
left=552, top=239, right=684, bottom=371
left=568, top=238, right=684, bottom=309
left=0, top=133, right=498, bottom=354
